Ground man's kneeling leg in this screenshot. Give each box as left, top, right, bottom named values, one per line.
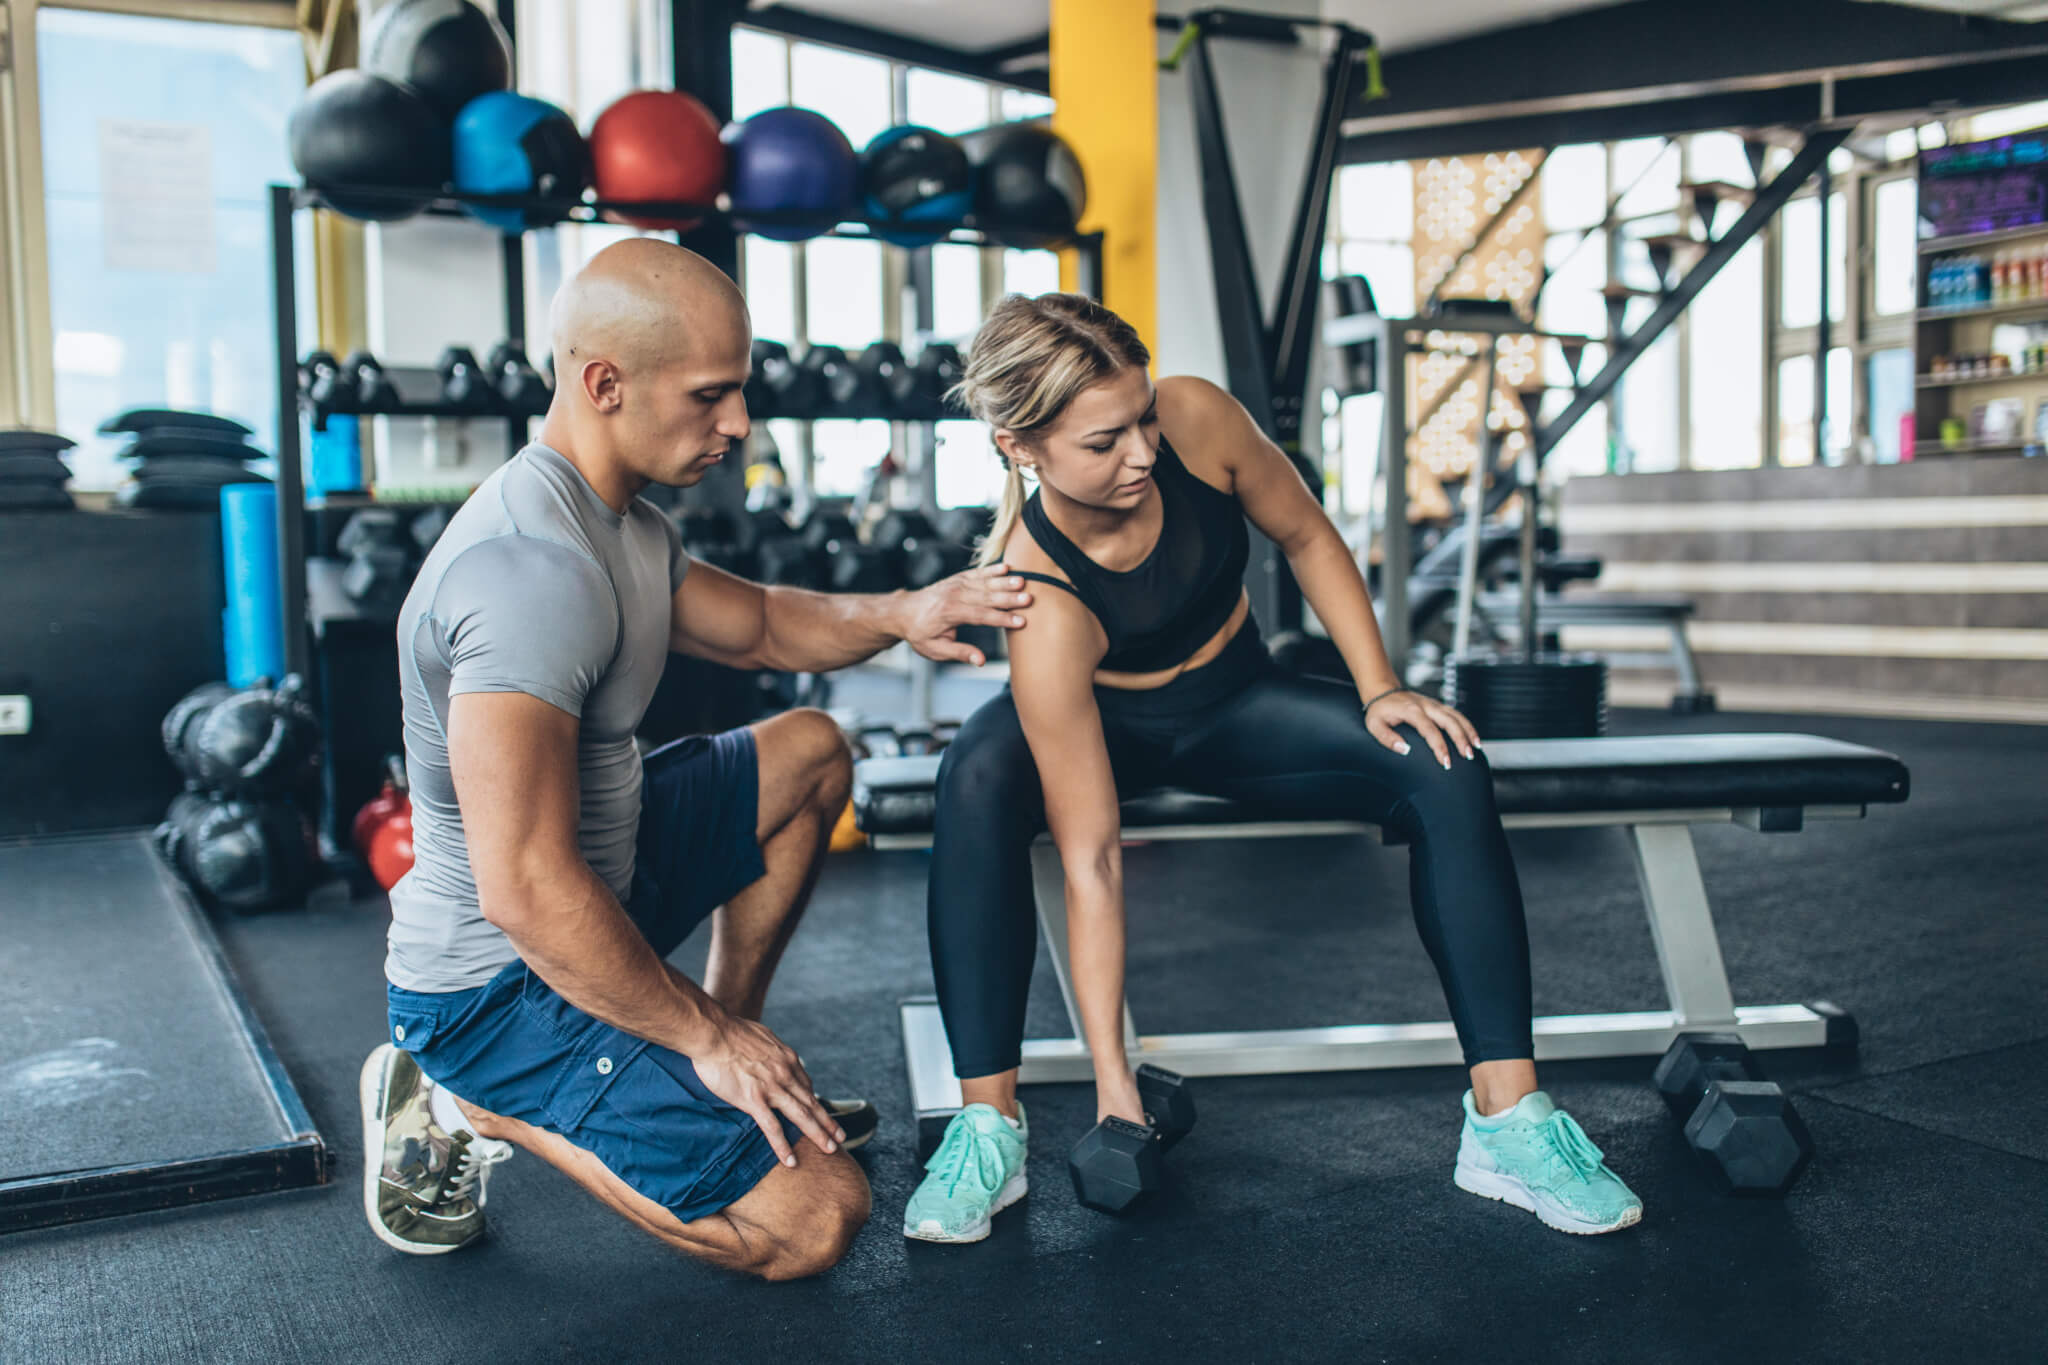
left=458, top=1096, right=870, bottom=1279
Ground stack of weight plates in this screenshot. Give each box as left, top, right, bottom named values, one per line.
left=1443, top=652, right=1607, bottom=739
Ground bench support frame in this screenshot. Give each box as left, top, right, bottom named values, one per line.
left=896, top=806, right=1861, bottom=1145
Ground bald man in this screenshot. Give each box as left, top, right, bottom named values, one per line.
left=359, top=240, right=1032, bottom=1279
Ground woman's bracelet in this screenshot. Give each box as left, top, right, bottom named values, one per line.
left=1361, top=685, right=1409, bottom=717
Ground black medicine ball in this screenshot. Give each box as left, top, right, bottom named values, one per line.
left=288, top=70, right=451, bottom=221
left=960, top=123, right=1088, bottom=249
left=362, top=0, right=514, bottom=123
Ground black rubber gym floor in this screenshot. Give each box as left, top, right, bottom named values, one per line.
left=3, top=706, right=2041, bottom=1363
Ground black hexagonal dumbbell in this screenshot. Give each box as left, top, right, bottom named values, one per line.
left=1653, top=1032, right=1814, bottom=1197
left=1067, top=1064, right=1197, bottom=1215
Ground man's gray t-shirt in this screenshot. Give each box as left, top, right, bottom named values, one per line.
left=385, top=443, right=687, bottom=992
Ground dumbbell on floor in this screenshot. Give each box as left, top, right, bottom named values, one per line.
left=1653, top=1032, right=1814, bottom=1196
left=1068, top=1064, right=1197, bottom=1215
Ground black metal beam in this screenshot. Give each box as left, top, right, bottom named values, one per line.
left=978, top=31, right=1050, bottom=69
left=1341, top=0, right=2048, bottom=163
left=672, top=0, right=741, bottom=281
left=741, top=4, right=1050, bottom=93
left=1184, top=25, right=1276, bottom=439
left=1535, top=127, right=1851, bottom=460
left=268, top=184, right=310, bottom=684
left=1268, top=31, right=1366, bottom=453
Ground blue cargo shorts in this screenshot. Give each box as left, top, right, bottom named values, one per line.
left=386, top=727, right=800, bottom=1225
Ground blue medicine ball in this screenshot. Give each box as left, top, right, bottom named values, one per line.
left=859, top=125, right=973, bottom=247
left=452, top=92, right=590, bottom=233
left=724, top=107, right=857, bottom=242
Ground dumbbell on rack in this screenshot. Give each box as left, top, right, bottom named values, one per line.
left=800, top=345, right=869, bottom=419
left=1068, top=1064, right=1197, bottom=1215
left=485, top=341, right=552, bottom=414
left=677, top=507, right=748, bottom=576
left=856, top=342, right=918, bottom=417
left=799, top=508, right=899, bottom=593
left=437, top=346, right=496, bottom=412
left=1652, top=1032, right=1815, bottom=1196
left=905, top=343, right=966, bottom=421
left=745, top=339, right=819, bottom=422
left=336, top=507, right=414, bottom=612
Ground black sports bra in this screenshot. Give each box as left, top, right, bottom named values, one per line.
left=1014, top=436, right=1250, bottom=673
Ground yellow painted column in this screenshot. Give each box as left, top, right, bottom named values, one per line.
left=1050, top=0, right=1156, bottom=352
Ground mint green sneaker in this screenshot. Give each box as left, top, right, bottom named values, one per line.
left=1453, top=1090, right=1643, bottom=1235
left=903, top=1103, right=1029, bottom=1244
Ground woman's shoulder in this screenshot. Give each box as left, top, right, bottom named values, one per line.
left=1154, top=375, right=1240, bottom=494
left=1000, top=518, right=1069, bottom=587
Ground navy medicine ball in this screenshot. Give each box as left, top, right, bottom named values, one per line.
left=453, top=92, right=590, bottom=232
left=362, top=0, right=513, bottom=123
left=724, top=107, right=857, bottom=242
left=859, top=125, right=972, bottom=247
left=960, top=122, right=1087, bottom=249
left=289, top=70, right=451, bottom=221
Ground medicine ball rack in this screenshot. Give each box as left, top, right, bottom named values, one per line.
left=266, top=179, right=1104, bottom=682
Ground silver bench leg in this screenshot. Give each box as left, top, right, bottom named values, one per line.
left=1627, top=823, right=1739, bottom=1029
left=1667, top=620, right=1706, bottom=700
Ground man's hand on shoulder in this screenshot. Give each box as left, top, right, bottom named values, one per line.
left=897, top=562, right=1034, bottom=667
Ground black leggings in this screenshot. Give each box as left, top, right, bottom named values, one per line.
left=927, top=633, right=1535, bottom=1078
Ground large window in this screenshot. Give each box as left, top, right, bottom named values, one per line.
left=733, top=26, right=1055, bottom=510
left=1324, top=116, right=2011, bottom=478
left=517, top=0, right=673, bottom=342
left=33, top=7, right=309, bottom=489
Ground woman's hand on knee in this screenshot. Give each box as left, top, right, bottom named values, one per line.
left=1364, top=690, right=1480, bottom=768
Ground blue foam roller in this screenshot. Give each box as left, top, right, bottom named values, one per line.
left=220, top=483, right=283, bottom=687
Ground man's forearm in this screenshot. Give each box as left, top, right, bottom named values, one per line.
left=490, top=861, right=725, bottom=1058
left=755, top=585, right=912, bottom=672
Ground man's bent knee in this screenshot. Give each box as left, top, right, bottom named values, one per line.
left=791, top=708, right=853, bottom=808
left=722, top=1150, right=870, bottom=1281
left=757, top=1179, right=867, bottom=1280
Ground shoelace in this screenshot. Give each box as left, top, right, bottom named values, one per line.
left=1533, top=1111, right=1607, bottom=1182
left=445, top=1133, right=515, bottom=1207
left=926, top=1119, right=1006, bottom=1200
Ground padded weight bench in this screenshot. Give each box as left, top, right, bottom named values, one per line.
left=853, top=733, right=1909, bottom=1146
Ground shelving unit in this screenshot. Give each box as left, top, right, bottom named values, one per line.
left=1911, top=127, right=2048, bottom=459
left=1914, top=297, right=2048, bottom=323
left=1914, top=369, right=2048, bottom=390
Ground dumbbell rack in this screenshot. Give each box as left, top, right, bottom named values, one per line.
left=264, top=178, right=1104, bottom=708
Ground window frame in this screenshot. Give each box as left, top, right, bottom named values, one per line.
left=0, top=0, right=298, bottom=429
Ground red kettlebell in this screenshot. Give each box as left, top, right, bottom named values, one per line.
left=368, top=802, right=414, bottom=891
left=352, top=756, right=409, bottom=857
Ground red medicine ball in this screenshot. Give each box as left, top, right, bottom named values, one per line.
left=588, top=89, right=726, bottom=231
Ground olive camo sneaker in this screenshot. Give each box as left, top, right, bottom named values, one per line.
left=359, top=1043, right=513, bottom=1255
left=1453, top=1089, right=1644, bottom=1235
left=903, top=1103, right=1029, bottom=1244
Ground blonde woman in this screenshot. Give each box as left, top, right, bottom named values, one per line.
left=903, top=294, right=1642, bottom=1243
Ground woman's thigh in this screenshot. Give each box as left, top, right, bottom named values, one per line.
left=1165, top=670, right=1482, bottom=823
